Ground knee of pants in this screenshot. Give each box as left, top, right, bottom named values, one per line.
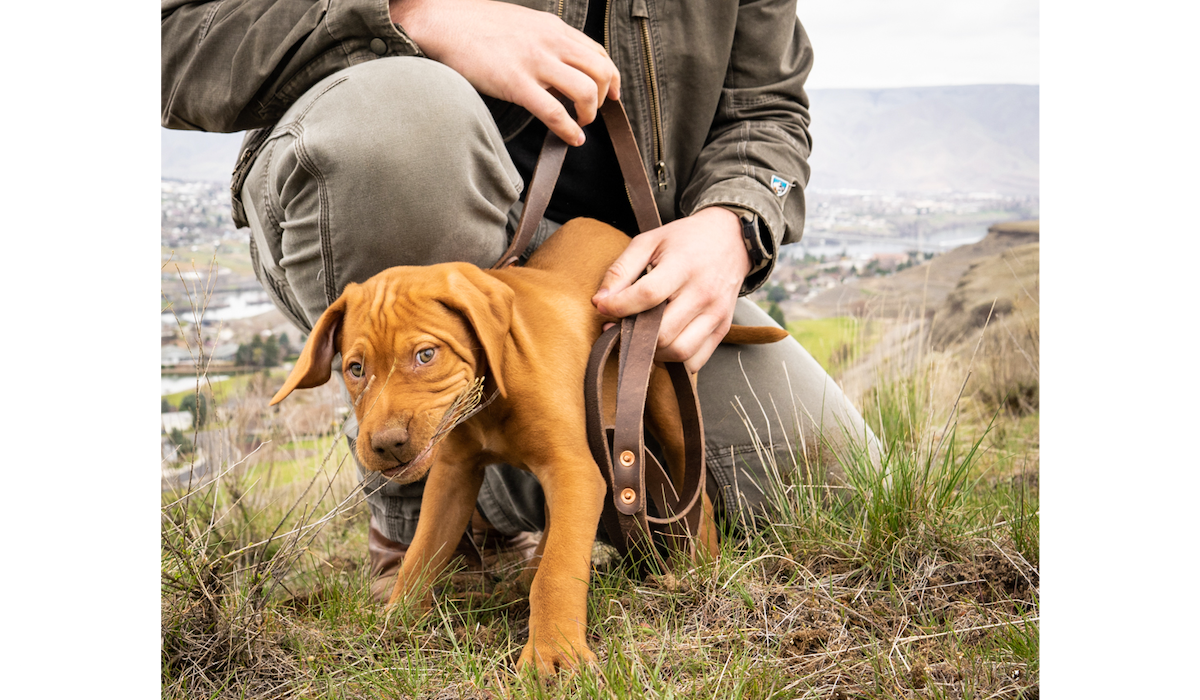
left=244, top=56, right=524, bottom=328
left=698, top=299, right=882, bottom=521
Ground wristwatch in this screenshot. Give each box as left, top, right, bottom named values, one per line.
left=720, top=205, right=774, bottom=294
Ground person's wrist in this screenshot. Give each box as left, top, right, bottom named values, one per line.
left=696, top=206, right=750, bottom=277
left=389, top=0, right=422, bottom=25
left=712, top=205, right=774, bottom=295
left=390, top=0, right=439, bottom=46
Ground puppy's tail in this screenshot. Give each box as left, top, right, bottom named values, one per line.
left=722, top=324, right=789, bottom=345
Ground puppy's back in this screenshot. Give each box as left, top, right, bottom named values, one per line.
left=524, top=218, right=631, bottom=290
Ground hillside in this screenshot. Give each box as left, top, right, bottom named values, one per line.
left=794, top=220, right=1039, bottom=320
left=829, top=221, right=1040, bottom=414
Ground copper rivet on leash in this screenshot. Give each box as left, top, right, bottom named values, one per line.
left=620, top=488, right=636, bottom=505
left=619, top=450, right=635, bottom=467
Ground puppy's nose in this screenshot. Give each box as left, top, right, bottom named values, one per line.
left=371, top=426, right=409, bottom=456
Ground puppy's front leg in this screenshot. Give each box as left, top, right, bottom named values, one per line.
left=518, top=456, right=606, bottom=674
left=385, top=459, right=484, bottom=613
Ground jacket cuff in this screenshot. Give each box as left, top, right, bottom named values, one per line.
left=328, top=0, right=422, bottom=57
left=689, top=175, right=799, bottom=296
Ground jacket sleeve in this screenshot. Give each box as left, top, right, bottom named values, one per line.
left=162, top=0, right=422, bottom=132
left=678, top=0, right=813, bottom=292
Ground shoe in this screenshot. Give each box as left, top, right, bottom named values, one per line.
left=367, top=516, right=408, bottom=604
left=467, top=510, right=541, bottom=570
left=367, top=514, right=542, bottom=604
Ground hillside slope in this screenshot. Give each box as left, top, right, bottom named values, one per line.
left=833, top=221, right=1039, bottom=413
left=798, top=220, right=1039, bottom=320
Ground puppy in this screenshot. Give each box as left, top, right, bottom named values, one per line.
left=270, top=218, right=786, bottom=673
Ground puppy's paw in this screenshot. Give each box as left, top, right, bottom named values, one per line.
left=516, top=634, right=597, bottom=675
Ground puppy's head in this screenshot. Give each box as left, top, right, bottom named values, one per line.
left=270, top=263, right=514, bottom=483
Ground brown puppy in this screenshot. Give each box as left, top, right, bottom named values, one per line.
left=270, top=218, right=786, bottom=673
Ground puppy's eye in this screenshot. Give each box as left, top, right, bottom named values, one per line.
left=416, top=348, right=435, bottom=365
left=348, top=362, right=364, bottom=378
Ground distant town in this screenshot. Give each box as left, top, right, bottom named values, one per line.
left=160, top=177, right=1037, bottom=378
left=161, top=179, right=1037, bottom=253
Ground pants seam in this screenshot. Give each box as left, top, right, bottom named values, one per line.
left=275, top=76, right=350, bottom=309
left=289, top=127, right=338, bottom=306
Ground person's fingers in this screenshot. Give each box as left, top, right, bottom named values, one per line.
left=656, top=304, right=726, bottom=364
left=541, top=62, right=601, bottom=127
left=560, top=40, right=621, bottom=114
left=682, top=332, right=724, bottom=375
left=656, top=319, right=726, bottom=375
left=592, top=233, right=659, bottom=311
left=651, top=280, right=725, bottom=350
left=514, top=82, right=584, bottom=145
left=594, top=260, right=687, bottom=319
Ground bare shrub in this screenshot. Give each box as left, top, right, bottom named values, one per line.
left=971, top=311, right=1039, bottom=416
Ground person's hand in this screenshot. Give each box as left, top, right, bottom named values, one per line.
left=591, top=207, right=750, bottom=374
left=390, top=0, right=620, bottom=145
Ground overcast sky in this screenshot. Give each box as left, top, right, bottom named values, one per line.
left=796, top=0, right=1039, bottom=89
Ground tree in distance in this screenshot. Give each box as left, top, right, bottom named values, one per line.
left=180, top=393, right=207, bottom=427
left=768, top=301, right=786, bottom=329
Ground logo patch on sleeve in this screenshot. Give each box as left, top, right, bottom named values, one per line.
left=770, top=176, right=791, bottom=197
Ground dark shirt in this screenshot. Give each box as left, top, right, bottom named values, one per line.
left=505, top=0, right=639, bottom=235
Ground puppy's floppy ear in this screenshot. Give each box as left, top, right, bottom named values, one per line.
left=442, top=264, right=515, bottom=398
left=269, top=296, right=347, bottom=406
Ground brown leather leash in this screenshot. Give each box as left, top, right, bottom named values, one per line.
left=492, top=100, right=709, bottom=569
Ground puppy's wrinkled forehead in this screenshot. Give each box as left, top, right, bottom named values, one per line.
left=338, top=275, right=477, bottom=361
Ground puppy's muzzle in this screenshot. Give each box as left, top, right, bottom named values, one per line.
left=370, top=425, right=410, bottom=462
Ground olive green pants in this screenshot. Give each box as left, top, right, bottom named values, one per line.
left=242, top=56, right=880, bottom=543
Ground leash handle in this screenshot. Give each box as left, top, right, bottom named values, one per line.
left=584, top=314, right=707, bottom=567
left=493, top=128, right=568, bottom=269
left=491, top=99, right=662, bottom=269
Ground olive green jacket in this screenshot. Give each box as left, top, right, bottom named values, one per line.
left=162, top=0, right=814, bottom=285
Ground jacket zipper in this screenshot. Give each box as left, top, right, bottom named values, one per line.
left=636, top=14, right=668, bottom=190
left=603, top=0, right=611, bottom=53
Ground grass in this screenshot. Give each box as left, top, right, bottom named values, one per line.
left=785, top=317, right=881, bottom=375
left=162, top=262, right=1038, bottom=699
left=164, top=368, right=289, bottom=408
left=162, top=240, right=258, bottom=277
left=242, top=434, right=352, bottom=487
left=161, top=367, right=1038, bottom=698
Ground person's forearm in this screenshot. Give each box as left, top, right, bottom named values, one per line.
left=163, top=0, right=418, bottom=132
